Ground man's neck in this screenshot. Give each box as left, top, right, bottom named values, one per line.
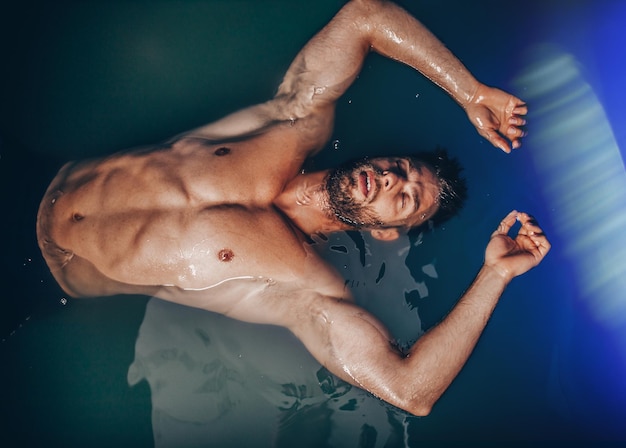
left=274, top=170, right=352, bottom=236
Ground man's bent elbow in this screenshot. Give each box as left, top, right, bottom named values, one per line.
left=363, top=387, right=432, bottom=416
left=397, top=394, right=434, bottom=417
left=407, top=402, right=432, bottom=417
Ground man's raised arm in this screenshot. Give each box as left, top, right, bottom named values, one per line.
left=277, top=0, right=528, bottom=152
left=180, top=0, right=527, bottom=152
left=287, top=211, right=550, bottom=416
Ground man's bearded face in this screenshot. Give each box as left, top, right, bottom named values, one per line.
left=324, top=158, right=384, bottom=228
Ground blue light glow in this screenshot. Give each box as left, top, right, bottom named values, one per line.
left=515, top=45, right=626, bottom=330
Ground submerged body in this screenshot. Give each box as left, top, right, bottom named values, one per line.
left=37, top=124, right=345, bottom=302
left=37, top=0, right=546, bottom=416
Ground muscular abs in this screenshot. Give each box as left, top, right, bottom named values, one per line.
left=37, top=135, right=314, bottom=299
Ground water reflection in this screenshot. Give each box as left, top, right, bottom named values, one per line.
left=129, top=231, right=437, bottom=447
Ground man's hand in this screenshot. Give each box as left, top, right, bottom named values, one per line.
left=484, top=210, right=551, bottom=281
left=464, top=84, right=528, bottom=153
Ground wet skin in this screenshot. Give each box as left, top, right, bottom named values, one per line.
left=37, top=0, right=543, bottom=416
left=325, top=157, right=441, bottom=228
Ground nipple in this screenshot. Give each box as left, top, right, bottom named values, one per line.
left=217, top=248, right=234, bottom=262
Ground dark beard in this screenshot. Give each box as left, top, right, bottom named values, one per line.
left=324, top=158, right=384, bottom=229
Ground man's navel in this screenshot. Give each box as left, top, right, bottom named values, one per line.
left=214, top=147, right=231, bottom=156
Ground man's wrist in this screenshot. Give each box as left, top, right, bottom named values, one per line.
left=459, top=81, right=484, bottom=110
left=479, top=262, right=514, bottom=285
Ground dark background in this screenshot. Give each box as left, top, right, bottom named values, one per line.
left=2, top=0, right=626, bottom=446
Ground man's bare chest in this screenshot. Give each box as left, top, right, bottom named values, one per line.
left=96, top=205, right=313, bottom=291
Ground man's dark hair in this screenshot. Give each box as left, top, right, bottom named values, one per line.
left=409, top=147, right=467, bottom=227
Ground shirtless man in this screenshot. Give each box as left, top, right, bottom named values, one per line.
left=37, top=0, right=549, bottom=416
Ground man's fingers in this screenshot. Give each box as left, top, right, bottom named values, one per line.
left=482, top=129, right=511, bottom=153
left=517, top=212, right=551, bottom=257
left=505, top=100, right=528, bottom=150
left=508, top=116, right=526, bottom=126
left=506, top=125, right=527, bottom=138
left=517, top=212, right=540, bottom=231
left=492, top=210, right=518, bottom=237
left=505, top=114, right=527, bottom=150
left=506, top=97, right=527, bottom=115
left=532, top=233, right=551, bottom=257
left=480, top=125, right=525, bottom=153
left=513, top=104, right=528, bottom=116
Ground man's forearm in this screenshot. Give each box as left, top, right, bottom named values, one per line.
left=402, top=265, right=510, bottom=414
left=183, top=0, right=485, bottom=146
left=361, top=0, right=480, bottom=107
left=288, top=264, right=511, bottom=417
left=276, top=0, right=480, bottom=116
left=284, top=213, right=546, bottom=416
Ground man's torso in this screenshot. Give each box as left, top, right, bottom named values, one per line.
left=40, top=124, right=346, bottom=305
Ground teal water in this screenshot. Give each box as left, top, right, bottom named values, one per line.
left=2, top=0, right=626, bottom=446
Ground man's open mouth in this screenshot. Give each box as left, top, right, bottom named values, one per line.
left=358, top=170, right=373, bottom=199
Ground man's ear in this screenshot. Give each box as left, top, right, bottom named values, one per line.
left=369, top=228, right=401, bottom=241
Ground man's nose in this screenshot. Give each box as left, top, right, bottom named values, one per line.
left=382, top=171, right=400, bottom=190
